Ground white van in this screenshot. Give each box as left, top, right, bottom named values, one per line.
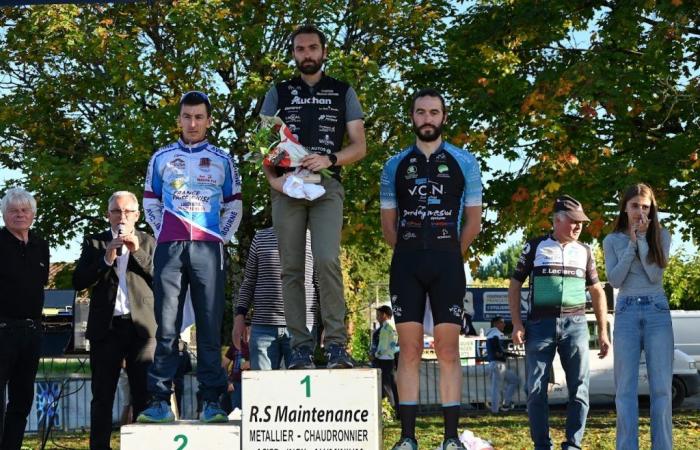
left=420, top=313, right=700, bottom=408
left=671, top=310, right=700, bottom=365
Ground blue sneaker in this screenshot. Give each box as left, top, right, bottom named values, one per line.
left=288, top=346, right=316, bottom=369
left=325, top=344, right=354, bottom=369
left=391, top=437, right=418, bottom=450
left=200, top=400, right=228, bottom=423
left=136, top=400, right=175, bottom=423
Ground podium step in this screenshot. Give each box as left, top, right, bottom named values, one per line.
left=120, top=420, right=241, bottom=450
left=242, top=368, right=381, bottom=450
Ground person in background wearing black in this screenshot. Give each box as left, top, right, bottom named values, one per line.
left=73, top=191, right=156, bottom=450
left=0, top=187, right=50, bottom=450
left=485, top=316, right=520, bottom=413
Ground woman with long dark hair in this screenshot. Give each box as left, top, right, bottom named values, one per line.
left=603, top=183, right=672, bottom=450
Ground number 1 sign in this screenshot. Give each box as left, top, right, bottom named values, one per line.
left=242, top=368, right=382, bottom=450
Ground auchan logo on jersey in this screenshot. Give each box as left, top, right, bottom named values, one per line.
left=291, top=96, right=332, bottom=105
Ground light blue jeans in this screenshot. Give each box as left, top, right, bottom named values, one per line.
left=525, top=315, right=590, bottom=450
left=614, top=294, right=673, bottom=450
left=249, top=325, right=292, bottom=370
left=489, top=360, right=520, bottom=412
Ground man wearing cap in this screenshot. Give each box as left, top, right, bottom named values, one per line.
left=370, top=305, right=399, bottom=410
left=140, top=91, right=242, bottom=423
left=508, top=195, right=609, bottom=450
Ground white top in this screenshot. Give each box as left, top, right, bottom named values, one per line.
left=104, top=229, right=130, bottom=316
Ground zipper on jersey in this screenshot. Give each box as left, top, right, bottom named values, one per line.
left=422, top=152, right=431, bottom=250
left=187, top=143, right=193, bottom=241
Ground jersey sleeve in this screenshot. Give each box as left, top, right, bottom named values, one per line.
left=143, top=153, right=163, bottom=236
left=345, top=87, right=364, bottom=122
left=260, top=85, right=279, bottom=117
left=512, top=239, right=537, bottom=283
left=380, top=155, right=400, bottom=209
left=460, top=153, right=483, bottom=208
left=220, top=153, right=243, bottom=243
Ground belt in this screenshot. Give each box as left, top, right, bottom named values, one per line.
left=112, top=313, right=132, bottom=321
left=0, top=317, right=40, bottom=329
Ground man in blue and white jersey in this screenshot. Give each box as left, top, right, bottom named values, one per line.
left=139, top=91, right=242, bottom=424
left=508, top=195, right=609, bottom=450
left=380, top=88, right=482, bottom=450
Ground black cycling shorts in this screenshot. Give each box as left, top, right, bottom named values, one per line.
left=389, top=249, right=465, bottom=326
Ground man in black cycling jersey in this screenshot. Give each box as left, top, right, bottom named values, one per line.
left=380, top=89, right=482, bottom=450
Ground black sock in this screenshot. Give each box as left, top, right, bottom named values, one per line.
left=399, top=403, right=417, bottom=440
left=442, top=404, right=460, bottom=440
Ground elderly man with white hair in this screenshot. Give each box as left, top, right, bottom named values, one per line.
left=0, top=187, right=50, bottom=450
left=73, top=190, right=156, bottom=450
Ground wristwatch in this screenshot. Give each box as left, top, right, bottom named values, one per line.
left=327, top=153, right=338, bottom=166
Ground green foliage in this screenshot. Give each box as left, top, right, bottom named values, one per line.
left=592, top=241, right=607, bottom=282
left=476, top=243, right=521, bottom=280
left=0, top=1, right=452, bottom=344
left=419, top=1, right=700, bottom=253
left=663, top=253, right=700, bottom=310
left=50, top=262, right=76, bottom=289
left=0, top=1, right=454, bottom=253
left=469, top=277, right=510, bottom=288
left=342, top=243, right=392, bottom=362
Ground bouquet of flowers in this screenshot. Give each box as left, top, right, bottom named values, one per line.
left=245, top=114, right=333, bottom=180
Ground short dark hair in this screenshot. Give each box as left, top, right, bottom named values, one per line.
left=376, top=305, right=393, bottom=318
left=289, top=24, right=327, bottom=52
left=410, top=88, right=446, bottom=114
left=179, top=91, right=212, bottom=116
left=490, top=316, right=504, bottom=327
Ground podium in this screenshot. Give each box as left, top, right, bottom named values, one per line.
left=121, top=420, right=241, bottom=450
left=242, top=368, right=382, bottom=450
left=121, top=368, right=381, bottom=450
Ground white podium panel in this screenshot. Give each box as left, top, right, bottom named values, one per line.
left=243, top=368, right=381, bottom=450
left=120, top=420, right=241, bottom=450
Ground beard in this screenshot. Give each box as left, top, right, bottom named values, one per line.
left=296, top=57, right=324, bottom=75
left=413, top=123, right=443, bottom=142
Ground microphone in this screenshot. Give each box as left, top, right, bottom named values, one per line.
left=116, top=224, right=125, bottom=256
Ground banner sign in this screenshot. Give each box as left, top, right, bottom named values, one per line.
left=465, top=287, right=529, bottom=322
left=242, top=369, right=381, bottom=450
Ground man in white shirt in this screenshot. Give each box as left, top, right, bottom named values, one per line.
left=73, top=191, right=156, bottom=450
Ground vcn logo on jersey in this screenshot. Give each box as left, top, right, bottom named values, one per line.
left=198, top=157, right=211, bottom=172
left=408, top=181, right=444, bottom=197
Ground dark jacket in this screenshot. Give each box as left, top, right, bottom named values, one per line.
left=72, top=229, right=156, bottom=340
left=0, top=228, right=50, bottom=320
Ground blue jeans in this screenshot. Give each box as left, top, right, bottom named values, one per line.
left=148, top=241, right=228, bottom=403
left=249, top=325, right=292, bottom=370
left=614, top=294, right=673, bottom=450
left=229, top=381, right=242, bottom=411
left=525, top=315, right=590, bottom=450
left=489, top=361, right=519, bottom=413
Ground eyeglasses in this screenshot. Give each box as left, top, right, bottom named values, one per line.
left=109, top=209, right=138, bottom=217
left=180, top=91, right=211, bottom=106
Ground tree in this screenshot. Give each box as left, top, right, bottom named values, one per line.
left=476, top=243, right=522, bottom=280
left=663, top=252, right=700, bottom=310
left=0, top=1, right=455, bottom=339
left=0, top=1, right=454, bottom=250
left=418, top=0, right=700, bottom=252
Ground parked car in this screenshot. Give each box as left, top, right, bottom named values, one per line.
left=418, top=313, right=699, bottom=408
left=671, top=310, right=700, bottom=365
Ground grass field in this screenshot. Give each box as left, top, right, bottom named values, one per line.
left=21, top=408, right=700, bottom=449
left=382, top=408, right=700, bottom=449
